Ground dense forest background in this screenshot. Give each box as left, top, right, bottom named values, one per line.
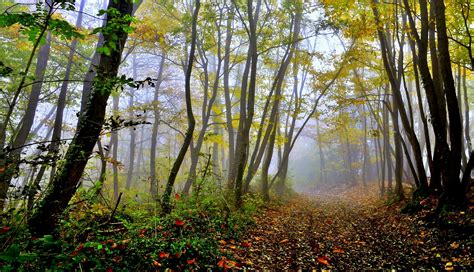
left=0, top=0, right=472, bottom=270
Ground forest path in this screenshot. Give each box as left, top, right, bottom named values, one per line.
left=223, top=185, right=472, bottom=270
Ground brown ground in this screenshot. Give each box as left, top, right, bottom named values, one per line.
left=220, top=184, right=473, bottom=270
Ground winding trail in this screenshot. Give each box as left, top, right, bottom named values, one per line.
left=222, top=185, right=472, bottom=270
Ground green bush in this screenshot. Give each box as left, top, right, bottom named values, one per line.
left=0, top=183, right=262, bottom=270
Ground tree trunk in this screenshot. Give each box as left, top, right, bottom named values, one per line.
left=162, top=0, right=200, bottom=213
left=111, top=95, right=120, bottom=202
left=27, top=0, right=134, bottom=236
left=150, top=55, right=165, bottom=199
left=232, top=0, right=261, bottom=209
left=433, top=0, right=465, bottom=206
left=125, top=56, right=138, bottom=190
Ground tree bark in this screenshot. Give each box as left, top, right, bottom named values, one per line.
left=28, top=0, right=134, bottom=236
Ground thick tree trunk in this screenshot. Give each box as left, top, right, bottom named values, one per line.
left=27, top=0, right=134, bottom=236
left=433, top=0, right=465, bottom=206
left=232, top=0, right=261, bottom=208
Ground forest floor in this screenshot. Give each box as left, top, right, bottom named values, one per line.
left=220, top=184, right=473, bottom=270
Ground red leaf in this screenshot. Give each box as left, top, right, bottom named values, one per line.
left=187, top=258, right=196, bottom=265
left=159, top=252, right=169, bottom=258
left=0, top=226, right=11, bottom=234
left=175, top=219, right=185, bottom=227
left=241, top=242, right=251, bottom=248
left=175, top=193, right=181, bottom=200
left=106, top=267, right=113, bottom=272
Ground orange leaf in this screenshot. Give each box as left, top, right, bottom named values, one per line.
left=217, top=258, right=226, bottom=268
left=187, top=258, right=196, bottom=265
left=175, top=193, right=181, bottom=200
left=279, top=239, right=289, bottom=244
left=333, top=247, right=344, bottom=253
left=152, top=260, right=162, bottom=267
left=218, top=240, right=227, bottom=245
left=317, top=256, right=330, bottom=266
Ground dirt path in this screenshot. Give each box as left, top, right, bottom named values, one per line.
left=222, top=186, right=472, bottom=270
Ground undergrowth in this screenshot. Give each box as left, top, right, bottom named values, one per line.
left=0, top=183, right=263, bottom=271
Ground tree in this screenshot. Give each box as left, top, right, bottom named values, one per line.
left=28, top=0, right=135, bottom=236
left=161, top=0, right=200, bottom=213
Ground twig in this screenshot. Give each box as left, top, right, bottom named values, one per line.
left=108, top=192, right=123, bottom=223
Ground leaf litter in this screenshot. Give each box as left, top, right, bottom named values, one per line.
left=221, top=184, right=473, bottom=270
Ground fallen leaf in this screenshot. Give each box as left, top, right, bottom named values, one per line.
left=175, top=219, right=185, bottom=227
left=279, top=239, right=289, bottom=244
left=317, top=256, right=330, bottom=266
left=445, top=262, right=453, bottom=271
left=450, top=242, right=459, bottom=249
left=159, top=252, right=169, bottom=258
left=241, top=242, right=251, bottom=248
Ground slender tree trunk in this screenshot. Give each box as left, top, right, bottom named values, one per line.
left=223, top=6, right=235, bottom=185
left=0, top=32, right=52, bottom=210
left=125, top=56, right=138, bottom=190
left=317, top=119, right=325, bottom=186
left=362, top=105, right=368, bottom=186
left=162, top=0, right=200, bottom=213
left=111, top=96, right=120, bottom=202
left=463, top=67, right=472, bottom=163
left=150, top=55, right=165, bottom=199
left=261, top=114, right=278, bottom=202
left=48, top=0, right=86, bottom=182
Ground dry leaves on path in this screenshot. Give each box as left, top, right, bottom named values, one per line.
left=226, top=185, right=473, bottom=270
